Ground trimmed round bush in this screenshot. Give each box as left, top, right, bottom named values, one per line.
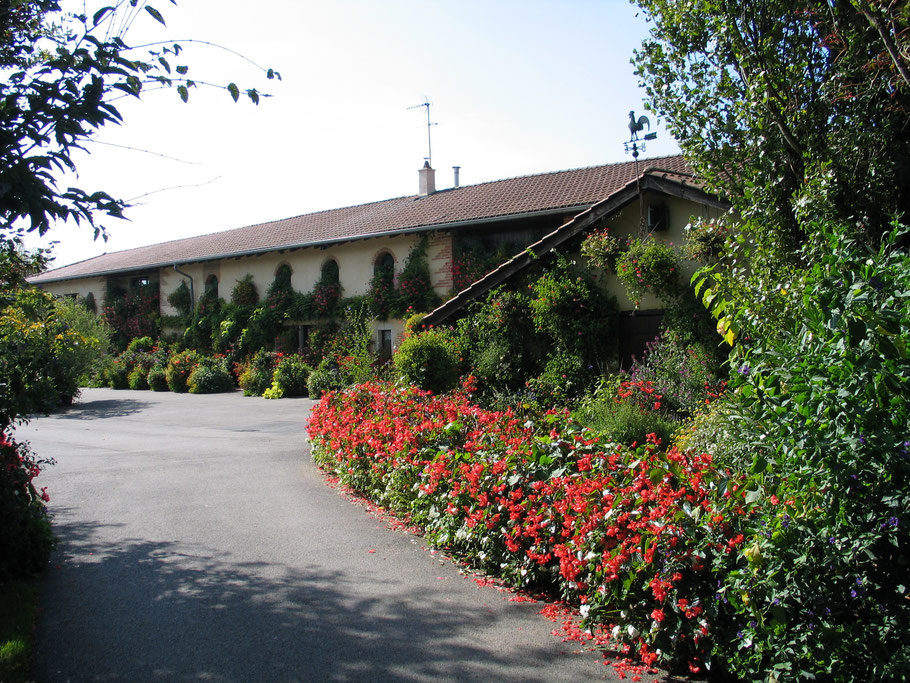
left=147, top=366, right=169, bottom=392
left=106, top=361, right=130, bottom=390
left=393, top=328, right=459, bottom=395
left=307, top=358, right=344, bottom=399
left=266, top=354, right=311, bottom=398
left=127, top=365, right=149, bottom=390
left=188, top=363, right=234, bottom=394
left=126, top=335, right=156, bottom=354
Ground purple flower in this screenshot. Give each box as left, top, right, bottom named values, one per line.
left=738, top=364, right=751, bottom=376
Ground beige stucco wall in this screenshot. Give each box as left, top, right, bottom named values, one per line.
left=35, top=275, right=106, bottom=305
left=582, top=194, right=725, bottom=311
left=158, top=231, right=440, bottom=313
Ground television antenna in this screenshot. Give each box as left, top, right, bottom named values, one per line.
left=408, top=97, right=438, bottom=167
left=624, top=109, right=658, bottom=235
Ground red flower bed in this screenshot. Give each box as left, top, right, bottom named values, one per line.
left=307, top=380, right=745, bottom=673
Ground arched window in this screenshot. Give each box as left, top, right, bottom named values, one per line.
left=204, top=274, right=219, bottom=298
left=375, top=252, right=395, bottom=278
left=273, top=263, right=293, bottom=290
left=321, top=258, right=339, bottom=284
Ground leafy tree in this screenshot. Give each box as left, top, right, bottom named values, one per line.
left=634, top=0, right=910, bottom=258
left=0, top=0, right=279, bottom=244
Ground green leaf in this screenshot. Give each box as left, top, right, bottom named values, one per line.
left=92, top=6, right=114, bottom=26
left=145, top=5, right=167, bottom=26
left=227, top=82, right=240, bottom=102
left=177, top=85, right=188, bottom=103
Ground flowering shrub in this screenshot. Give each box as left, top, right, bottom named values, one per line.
left=573, top=377, right=679, bottom=447
left=0, top=431, right=54, bottom=580
left=580, top=226, right=629, bottom=272
left=147, top=366, right=169, bottom=392
left=627, top=331, right=726, bottom=419
left=307, top=380, right=745, bottom=673
left=165, top=350, right=201, bottom=393
left=615, top=238, right=683, bottom=306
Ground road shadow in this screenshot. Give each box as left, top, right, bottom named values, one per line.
left=34, top=519, right=585, bottom=682
left=52, top=396, right=152, bottom=420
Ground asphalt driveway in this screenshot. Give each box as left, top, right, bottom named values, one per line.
left=16, top=388, right=639, bottom=682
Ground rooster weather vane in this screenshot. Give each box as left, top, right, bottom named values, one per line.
left=624, top=110, right=657, bottom=158
left=623, top=109, right=658, bottom=236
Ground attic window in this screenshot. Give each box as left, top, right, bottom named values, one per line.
left=648, top=203, right=669, bottom=232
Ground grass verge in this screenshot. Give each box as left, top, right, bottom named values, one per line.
left=0, top=580, right=39, bottom=683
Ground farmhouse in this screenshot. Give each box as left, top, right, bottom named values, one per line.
left=29, top=154, right=726, bottom=356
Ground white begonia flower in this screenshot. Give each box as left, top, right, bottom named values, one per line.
left=627, top=625, right=640, bottom=639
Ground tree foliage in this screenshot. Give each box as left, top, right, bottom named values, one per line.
left=0, top=0, right=279, bottom=243
left=634, top=0, right=910, bottom=257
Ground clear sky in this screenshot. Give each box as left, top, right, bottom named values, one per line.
left=29, top=0, right=680, bottom=268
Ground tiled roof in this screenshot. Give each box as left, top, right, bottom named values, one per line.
left=30, top=154, right=691, bottom=283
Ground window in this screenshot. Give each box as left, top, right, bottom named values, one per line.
left=375, top=252, right=395, bottom=277
left=321, top=259, right=339, bottom=284
left=647, top=203, right=669, bottom=232
left=378, top=329, right=392, bottom=363
left=204, top=274, right=219, bottom=298
left=298, top=325, right=312, bottom=353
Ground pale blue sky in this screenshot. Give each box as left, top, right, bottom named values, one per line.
left=32, top=0, right=680, bottom=267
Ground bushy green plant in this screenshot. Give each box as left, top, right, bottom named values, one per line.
left=307, top=357, right=345, bottom=399
left=104, top=360, right=130, bottom=389
left=127, top=365, right=149, bottom=390
left=0, top=288, right=96, bottom=415
left=165, top=350, right=201, bottom=393
left=455, top=288, right=543, bottom=398
left=573, top=377, right=678, bottom=446
left=166, top=280, right=192, bottom=316
left=54, top=296, right=112, bottom=386
left=237, top=350, right=279, bottom=396
left=187, top=356, right=234, bottom=394
left=125, top=336, right=155, bottom=354
left=697, top=222, right=910, bottom=680
left=230, top=274, right=258, bottom=307
left=147, top=366, right=169, bottom=392
left=264, top=354, right=312, bottom=398
left=393, top=328, right=459, bottom=394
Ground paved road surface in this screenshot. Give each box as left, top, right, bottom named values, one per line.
left=17, top=388, right=645, bottom=682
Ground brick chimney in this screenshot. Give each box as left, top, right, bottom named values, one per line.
left=418, top=160, right=436, bottom=197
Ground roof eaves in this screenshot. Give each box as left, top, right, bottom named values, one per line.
left=28, top=204, right=596, bottom=284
